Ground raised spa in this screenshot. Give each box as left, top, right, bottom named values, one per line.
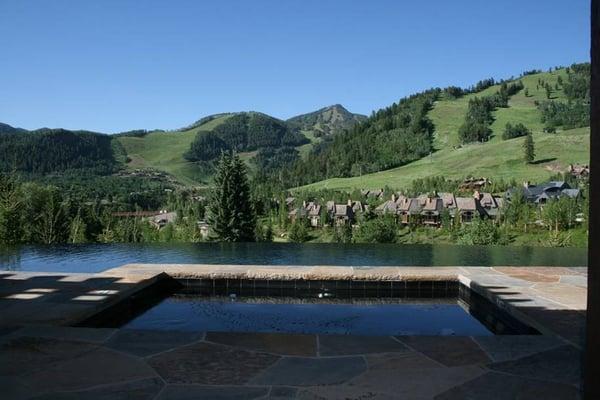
left=79, top=279, right=539, bottom=336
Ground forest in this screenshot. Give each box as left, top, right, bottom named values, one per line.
left=288, top=90, right=439, bottom=186
left=184, top=113, right=308, bottom=162
left=0, top=127, right=119, bottom=174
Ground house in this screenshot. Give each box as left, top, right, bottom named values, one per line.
left=351, top=200, right=368, bottom=214
left=288, top=201, right=322, bottom=227
left=361, top=189, right=385, bottom=200
left=287, top=207, right=307, bottom=223
left=375, top=194, right=401, bottom=215
left=439, top=192, right=457, bottom=210
left=568, top=164, right=590, bottom=179
left=149, top=211, right=177, bottom=229
left=476, top=191, right=504, bottom=220
left=307, top=203, right=322, bottom=227
left=459, top=177, right=490, bottom=191
left=506, top=181, right=580, bottom=204
left=420, top=196, right=444, bottom=226
left=397, top=197, right=422, bottom=225
left=331, top=201, right=355, bottom=226
left=455, top=197, right=481, bottom=224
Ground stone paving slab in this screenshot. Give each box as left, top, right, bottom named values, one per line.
left=22, top=347, right=158, bottom=393
left=0, top=328, right=584, bottom=399
left=156, top=385, right=270, bottom=400
left=397, top=336, right=491, bottom=367
left=472, top=335, right=564, bottom=362
left=29, top=377, right=164, bottom=400
left=434, top=371, right=581, bottom=400
left=0, top=264, right=588, bottom=399
left=206, top=332, right=317, bottom=356
left=488, top=345, right=582, bottom=387
left=148, top=341, right=280, bottom=385
left=106, top=329, right=204, bottom=357
left=8, top=326, right=116, bottom=344
left=318, top=334, right=408, bottom=356
left=250, top=356, right=368, bottom=386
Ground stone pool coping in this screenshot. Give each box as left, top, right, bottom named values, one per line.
left=0, top=265, right=587, bottom=399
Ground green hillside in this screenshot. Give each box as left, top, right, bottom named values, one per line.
left=117, top=105, right=366, bottom=186
left=298, top=68, right=590, bottom=191
left=117, top=115, right=233, bottom=186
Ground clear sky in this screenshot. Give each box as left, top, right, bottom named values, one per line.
left=0, top=0, right=590, bottom=133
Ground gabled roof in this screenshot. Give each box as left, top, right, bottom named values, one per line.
left=308, top=204, right=321, bottom=216
left=375, top=200, right=397, bottom=214
left=455, top=197, right=477, bottom=211
left=479, top=192, right=498, bottom=208
left=421, top=198, right=443, bottom=212
left=439, top=192, right=457, bottom=208
left=397, top=198, right=422, bottom=214
left=334, top=204, right=353, bottom=217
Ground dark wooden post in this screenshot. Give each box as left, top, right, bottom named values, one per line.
left=585, top=0, right=600, bottom=398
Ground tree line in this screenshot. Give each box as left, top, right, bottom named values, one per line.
left=0, top=127, right=119, bottom=175
left=537, top=62, right=590, bottom=132
left=287, top=90, right=438, bottom=187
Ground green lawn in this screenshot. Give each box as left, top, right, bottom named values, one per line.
left=298, top=68, right=588, bottom=192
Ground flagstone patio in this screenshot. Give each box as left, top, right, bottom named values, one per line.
left=0, top=264, right=587, bottom=399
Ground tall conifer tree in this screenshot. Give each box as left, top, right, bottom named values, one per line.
left=208, top=152, right=256, bottom=241
left=523, top=133, right=535, bottom=164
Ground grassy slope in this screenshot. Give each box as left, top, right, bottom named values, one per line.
left=118, top=112, right=327, bottom=185
left=117, top=115, right=233, bottom=186
left=298, top=69, right=590, bottom=191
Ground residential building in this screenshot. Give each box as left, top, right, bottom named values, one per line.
left=506, top=181, right=581, bottom=204
left=421, top=196, right=444, bottom=226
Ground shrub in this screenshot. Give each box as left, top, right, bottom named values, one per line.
left=502, top=123, right=531, bottom=140
left=354, top=216, right=397, bottom=243
left=288, top=220, right=310, bottom=242
left=456, top=219, right=505, bottom=245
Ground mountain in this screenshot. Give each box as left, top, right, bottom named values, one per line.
left=0, top=122, right=28, bottom=135
left=287, top=104, right=367, bottom=137
left=116, top=111, right=309, bottom=185
left=297, top=65, right=590, bottom=191
left=116, top=106, right=366, bottom=185
left=0, top=124, right=118, bottom=175
left=1, top=65, right=589, bottom=190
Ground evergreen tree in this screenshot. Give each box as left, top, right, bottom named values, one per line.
left=545, top=83, right=553, bottom=99
left=523, top=133, right=535, bottom=164
left=207, top=152, right=256, bottom=241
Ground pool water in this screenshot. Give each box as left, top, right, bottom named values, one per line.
left=1, top=242, right=587, bottom=273
left=80, top=279, right=539, bottom=336
left=121, top=296, right=493, bottom=336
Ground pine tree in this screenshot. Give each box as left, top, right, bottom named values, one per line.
left=523, top=133, right=535, bottom=164
left=207, top=151, right=256, bottom=241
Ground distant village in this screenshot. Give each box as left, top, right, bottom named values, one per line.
left=286, top=180, right=582, bottom=229
left=112, top=164, right=588, bottom=236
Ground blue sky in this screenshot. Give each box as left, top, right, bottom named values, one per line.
left=0, top=0, right=590, bottom=133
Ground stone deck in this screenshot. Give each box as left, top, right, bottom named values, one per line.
left=0, top=265, right=587, bottom=399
